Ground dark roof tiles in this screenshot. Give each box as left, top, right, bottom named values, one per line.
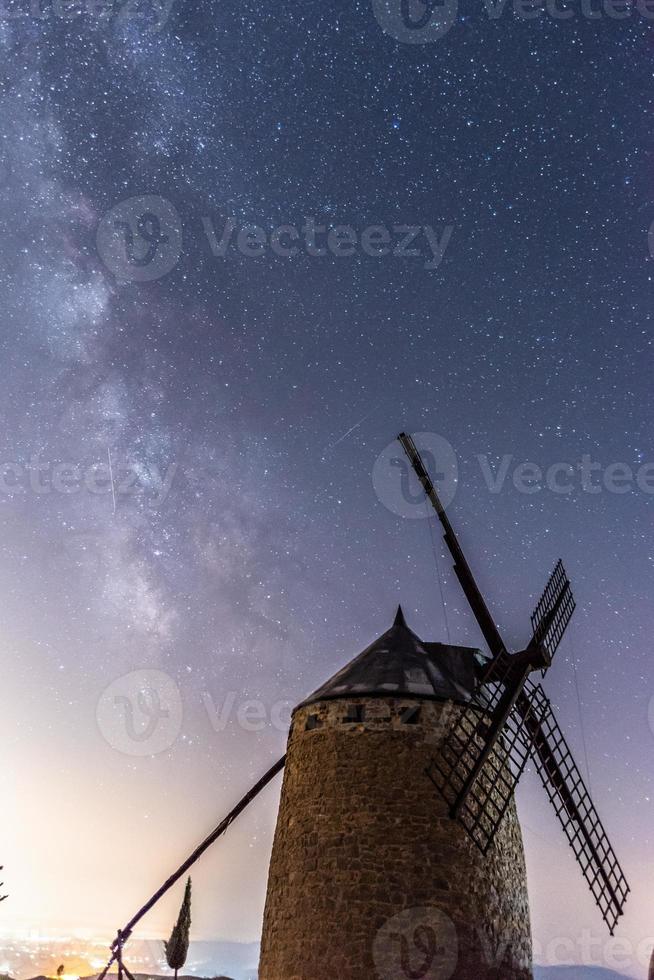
left=298, top=606, right=486, bottom=708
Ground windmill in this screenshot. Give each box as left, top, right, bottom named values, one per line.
left=396, top=431, right=629, bottom=934
left=97, top=431, right=629, bottom=980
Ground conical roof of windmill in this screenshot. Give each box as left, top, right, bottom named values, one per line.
left=298, top=605, right=488, bottom=708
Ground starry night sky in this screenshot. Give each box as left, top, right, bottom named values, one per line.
left=1, top=0, right=653, bottom=974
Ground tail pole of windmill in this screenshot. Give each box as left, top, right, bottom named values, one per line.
left=97, top=756, right=286, bottom=980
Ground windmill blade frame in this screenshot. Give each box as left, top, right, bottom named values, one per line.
left=427, top=654, right=550, bottom=853
left=530, top=559, right=576, bottom=667
left=398, top=432, right=506, bottom=658
left=398, top=431, right=629, bottom=934
left=520, top=680, right=630, bottom=934
left=429, top=668, right=630, bottom=933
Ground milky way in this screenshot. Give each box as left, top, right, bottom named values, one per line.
left=1, top=0, right=653, bottom=973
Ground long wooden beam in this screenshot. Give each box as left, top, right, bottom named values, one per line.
left=98, top=755, right=286, bottom=978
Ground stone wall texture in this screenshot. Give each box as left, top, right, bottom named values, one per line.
left=259, top=697, right=533, bottom=980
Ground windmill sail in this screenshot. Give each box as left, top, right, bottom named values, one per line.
left=522, top=680, right=630, bottom=934
left=397, top=432, right=506, bottom=658
left=429, top=672, right=630, bottom=933
left=427, top=657, right=549, bottom=853
left=398, top=431, right=629, bottom=934
left=530, top=559, right=576, bottom=663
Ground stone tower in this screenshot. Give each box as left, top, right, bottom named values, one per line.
left=259, top=608, right=533, bottom=980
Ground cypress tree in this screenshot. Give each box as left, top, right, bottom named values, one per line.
left=163, top=877, right=192, bottom=980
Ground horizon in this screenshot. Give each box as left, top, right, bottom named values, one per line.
left=1, top=932, right=650, bottom=980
